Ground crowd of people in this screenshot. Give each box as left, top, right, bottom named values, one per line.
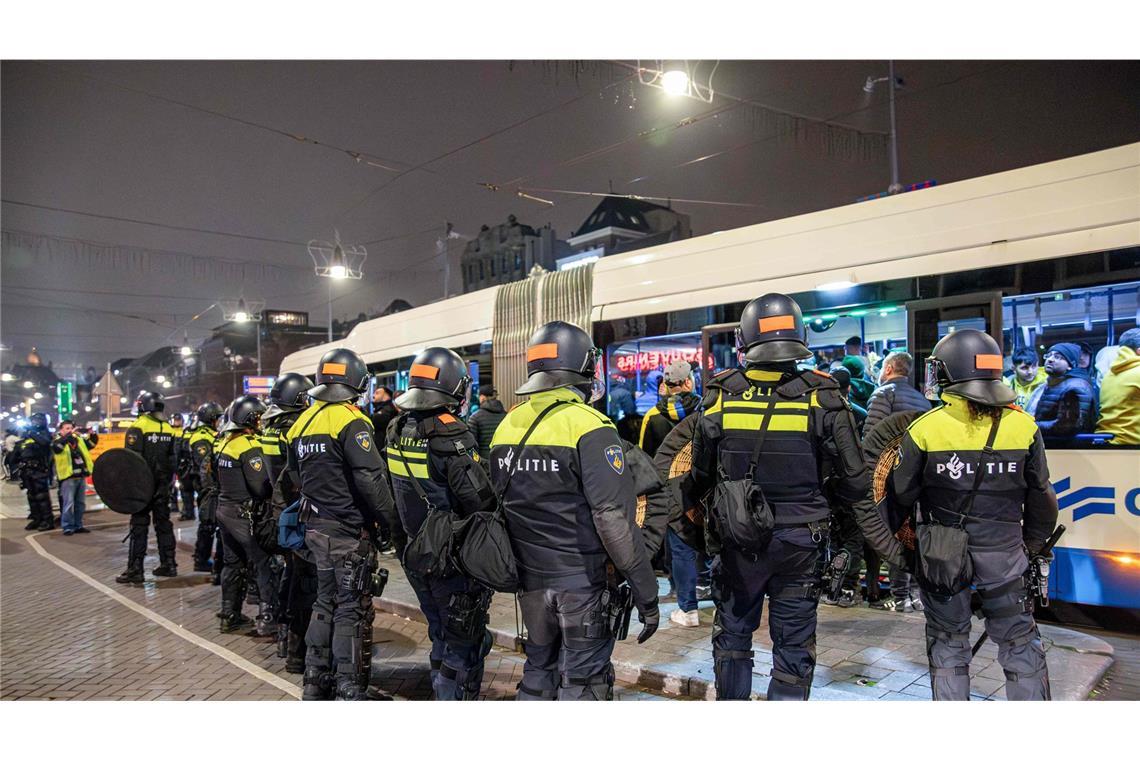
left=15, top=293, right=1110, bottom=701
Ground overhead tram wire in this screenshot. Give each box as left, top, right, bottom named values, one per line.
left=623, top=61, right=1021, bottom=188
left=330, top=73, right=638, bottom=224
left=514, top=186, right=762, bottom=209
left=33, top=62, right=413, bottom=174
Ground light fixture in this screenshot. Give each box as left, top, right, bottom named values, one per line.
left=113, top=369, right=121, bottom=376
left=816, top=278, right=857, bottom=292
left=120, top=396, right=129, bottom=404
left=33, top=392, right=43, bottom=399
left=9, top=405, right=18, bottom=412
left=22, top=380, right=34, bottom=389
left=84, top=405, right=92, bottom=412
left=155, top=374, right=166, bottom=384
left=180, top=345, right=192, bottom=356
left=328, top=244, right=348, bottom=279
left=661, top=67, right=690, bottom=97
left=162, top=380, right=172, bottom=389
left=233, top=297, right=249, bottom=322
left=1, top=372, right=13, bottom=382
left=637, top=60, right=717, bottom=103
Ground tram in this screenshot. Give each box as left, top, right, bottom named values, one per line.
left=281, top=142, right=1140, bottom=610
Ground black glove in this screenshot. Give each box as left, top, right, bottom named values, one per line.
left=636, top=600, right=660, bottom=644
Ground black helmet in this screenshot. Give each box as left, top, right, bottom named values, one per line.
left=395, top=347, right=470, bottom=411
left=735, top=293, right=813, bottom=364
left=924, top=329, right=1016, bottom=406
left=309, top=348, right=369, bottom=402
left=220, top=395, right=267, bottom=434
left=515, top=321, right=601, bottom=396
left=169, top=414, right=183, bottom=428
left=196, top=401, right=224, bottom=428
left=29, top=412, right=48, bottom=429
left=264, top=372, right=314, bottom=421
left=135, top=390, right=166, bottom=417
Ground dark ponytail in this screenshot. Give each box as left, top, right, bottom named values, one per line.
left=966, top=399, right=1004, bottom=423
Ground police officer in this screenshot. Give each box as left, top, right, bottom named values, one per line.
left=173, top=412, right=199, bottom=521
left=168, top=413, right=189, bottom=519
left=388, top=347, right=497, bottom=700
left=681, top=294, right=869, bottom=700
left=117, top=391, right=179, bottom=583
left=215, top=396, right=276, bottom=634
left=189, top=402, right=224, bottom=575
left=17, top=412, right=54, bottom=532
left=492, top=321, right=659, bottom=701
left=876, top=329, right=1057, bottom=700
left=260, top=372, right=319, bottom=673
left=287, top=348, right=397, bottom=700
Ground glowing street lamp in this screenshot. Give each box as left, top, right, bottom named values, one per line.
left=661, top=67, right=690, bottom=97
left=309, top=231, right=366, bottom=342
left=23, top=380, right=34, bottom=389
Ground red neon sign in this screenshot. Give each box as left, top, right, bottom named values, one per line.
left=614, top=347, right=702, bottom=375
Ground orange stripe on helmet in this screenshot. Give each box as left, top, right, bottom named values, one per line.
left=527, top=343, right=559, bottom=362
left=321, top=362, right=347, bottom=375
left=975, top=354, right=1003, bottom=370
left=410, top=364, right=440, bottom=380
left=758, top=315, right=796, bottom=333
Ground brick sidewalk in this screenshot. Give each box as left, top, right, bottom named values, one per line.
left=373, top=553, right=1115, bottom=701
left=0, top=502, right=662, bottom=700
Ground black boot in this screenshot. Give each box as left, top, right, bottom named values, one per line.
left=302, top=666, right=333, bottom=701
left=276, top=623, right=289, bottom=659
left=25, top=518, right=39, bottom=531
left=255, top=603, right=277, bottom=637
left=116, top=561, right=144, bottom=584
left=193, top=559, right=212, bottom=573
left=153, top=563, right=178, bottom=577
left=219, top=613, right=252, bottom=633
left=285, top=631, right=306, bottom=674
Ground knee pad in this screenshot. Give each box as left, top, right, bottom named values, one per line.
left=563, top=667, right=614, bottom=701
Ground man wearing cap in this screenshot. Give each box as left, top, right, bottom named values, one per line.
left=639, top=360, right=701, bottom=458
left=1034, top=342, right=1096, bottom=442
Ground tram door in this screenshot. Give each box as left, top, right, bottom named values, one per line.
left=906, top=292, right=1004, bottom=394
left=700, top=323, right=738, bottom=385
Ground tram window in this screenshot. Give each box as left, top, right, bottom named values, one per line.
left=1003, top=281, right=1139, bottom=449
left=606, top=332, right=703, bottom=417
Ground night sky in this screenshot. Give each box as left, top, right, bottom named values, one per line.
left=3, top=59, right=1138, bottom=375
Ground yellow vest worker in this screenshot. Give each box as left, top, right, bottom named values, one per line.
left=52, top=420, right=98, bottom=535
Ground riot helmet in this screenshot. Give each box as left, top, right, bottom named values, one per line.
left=735, top=293, right=813, bottom=364
left=395, top=347, right=470, bottom=411
left=29, top=412, right=48, bottom=430
left=515, top=321, right=603, bottom=400
left=264, top=372, right=314, bottom=421
left=924, top=329, right=1016, bottom=406
left=195, top=401, right=224, bottom=429
left=219, top=395, right=267, bottom=434
left=309, top=348, right=369, bottom=403
left=135, top=390, right=166, bottom=418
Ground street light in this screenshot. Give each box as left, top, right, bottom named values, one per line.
left=162, top=380, right=172, bottom=389
left=155, top=374, right=166, bottom=384
left=221, top=297, right=265, bottom=374
left=309, top=231, right=366, bottom=342
left=863, top=61, right=905, bottom=195
left=661, top=68, right=690, bottom=97
left=33, top=392, right=43, bottom=400
left=1, top=372, right=13, bottom=382
left=22, top=381, right=33, bottom=389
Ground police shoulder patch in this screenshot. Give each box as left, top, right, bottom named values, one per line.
left=249, top=457, right=263, bottom=472
left=354, top=430, right=373, bottom=451
left=604, top=444, right=625, bottom=475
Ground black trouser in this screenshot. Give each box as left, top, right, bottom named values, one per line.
left=179, top=474, right=198, bottom=518
left=302, top=516, right=375, bottom=698
left=832, top=503, right=865, bottom=591
left=216, top=502, right=277, bottom=616
left=406, top=569, right=491, bottom=700
left=127, top=487, right=176, bottom=569
left=516, top=585, right=615, bottom=701
left=22, top=474, right=53, bottom=526
left=280, top=553, right=318, bottom=646
left=712, top=527, right=823, bottom=701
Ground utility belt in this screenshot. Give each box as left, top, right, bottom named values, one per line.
left=339, top=536, right=389, bottom=598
